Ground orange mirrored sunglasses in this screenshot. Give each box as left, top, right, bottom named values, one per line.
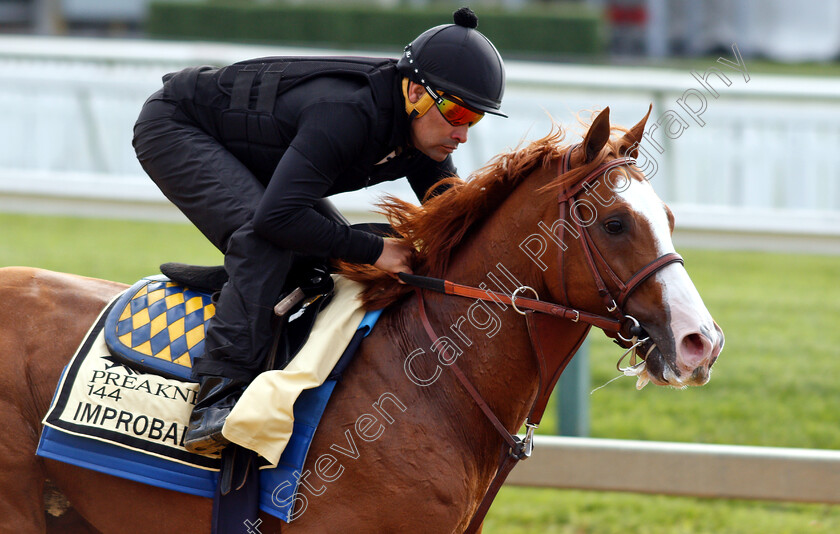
left=423, top=85, right=484, bottom=127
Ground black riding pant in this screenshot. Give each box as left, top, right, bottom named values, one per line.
left=133, top=92, right=343, bottom=382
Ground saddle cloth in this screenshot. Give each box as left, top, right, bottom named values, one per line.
left=37, top=274, right=381, bottom=522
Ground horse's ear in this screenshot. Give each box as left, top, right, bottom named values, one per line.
left=620, top=103, right=653, bottom=158
left=582, top=107, right=611, bottom=163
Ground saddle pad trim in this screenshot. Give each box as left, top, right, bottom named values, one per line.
left=37, top=384, right=337, bottom=512
left=37, top=425, right=217, bottom=498
left=358, top=309, right=383, bottom=331
left=259, top=381, right=337, bottom=520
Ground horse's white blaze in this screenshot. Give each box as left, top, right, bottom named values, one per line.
left=618, top=178, right=723, bottom=386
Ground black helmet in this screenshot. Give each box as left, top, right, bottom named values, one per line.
left=397, top=7, right=506, bottom=117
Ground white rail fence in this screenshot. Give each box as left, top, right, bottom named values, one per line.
left=507, top=436, right=840, bottom=504
left=0, top=36, right=839, bottom=252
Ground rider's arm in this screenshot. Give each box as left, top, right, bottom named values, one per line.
left=253, top=101, right=384, bottom=265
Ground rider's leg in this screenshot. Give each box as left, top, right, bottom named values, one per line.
left=133, top=94, right=262, bottom=253
left=185, top=199, right=351, bottom=452
left=183, top=219, right=294, bottom=452
left=134, top=98, right=354, bottom=454
left=134, top=96, right=279, bottom=454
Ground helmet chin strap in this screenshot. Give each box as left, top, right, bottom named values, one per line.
left=402, top=78, right=435, bottom=120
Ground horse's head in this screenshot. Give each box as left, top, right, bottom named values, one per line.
left=536, top=107, right=724, bottom=388
left=339, top=106, right=723, bottom=389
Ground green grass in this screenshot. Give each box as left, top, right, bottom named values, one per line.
left=486, top=488, right=840, bottom=534
left=3, top=212, right=839, bottom=532
left=0, top=212, right=222, bottom=283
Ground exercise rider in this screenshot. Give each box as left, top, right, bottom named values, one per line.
left=132, top=7, right=506, bottom=456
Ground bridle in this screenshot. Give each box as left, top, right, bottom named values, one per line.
left=398, top=145, right=683, bottom=533
left=553, top=144, right=684, bottom=341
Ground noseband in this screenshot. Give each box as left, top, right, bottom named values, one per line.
left=398, top=144, right=683, bottom=533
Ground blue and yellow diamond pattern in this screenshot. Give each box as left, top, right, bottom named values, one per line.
left=113, top=280, right=215, bottom=369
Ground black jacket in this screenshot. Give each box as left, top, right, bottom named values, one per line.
left=160, top=57, right=456, bottom=264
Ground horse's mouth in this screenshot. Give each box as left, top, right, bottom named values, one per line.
left=625, top=342, right=712, bottom=390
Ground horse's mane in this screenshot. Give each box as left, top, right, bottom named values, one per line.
left=338, top=118, right=637, bottom=310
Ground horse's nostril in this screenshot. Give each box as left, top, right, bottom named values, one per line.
left=682, top=333, right=704, bottom=356
left=677, top=332, right=710, bottom=370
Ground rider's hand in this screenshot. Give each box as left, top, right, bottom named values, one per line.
left=373, top=239, right=413, bottom=276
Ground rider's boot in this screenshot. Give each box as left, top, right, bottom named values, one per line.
left=183, top=375, right=247, bottom=455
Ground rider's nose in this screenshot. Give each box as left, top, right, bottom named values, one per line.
left=451, top=125, right=468, bottom=144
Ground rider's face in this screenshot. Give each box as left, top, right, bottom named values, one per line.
left=407, top=82, right=469, bottom=162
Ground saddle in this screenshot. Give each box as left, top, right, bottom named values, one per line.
left=111, top=219, right=395, bottom=378
left=105, top=260, right=335, bottom=381
left=98, top=260, right=339, bottom=527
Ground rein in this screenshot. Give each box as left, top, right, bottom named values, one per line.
left=398, top=146, right=684, bottom=533
left=398, top=272, right=626, bottom=333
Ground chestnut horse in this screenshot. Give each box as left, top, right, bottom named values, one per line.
left=1, top=107, right=723, bottom=533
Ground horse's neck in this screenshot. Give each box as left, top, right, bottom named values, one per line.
left=400, top=173, right=561, bottom=434
left=372, top=164, right=592, bottom=523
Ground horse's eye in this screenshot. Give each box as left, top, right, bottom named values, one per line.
left=604, top=219, right=624, bottom=234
